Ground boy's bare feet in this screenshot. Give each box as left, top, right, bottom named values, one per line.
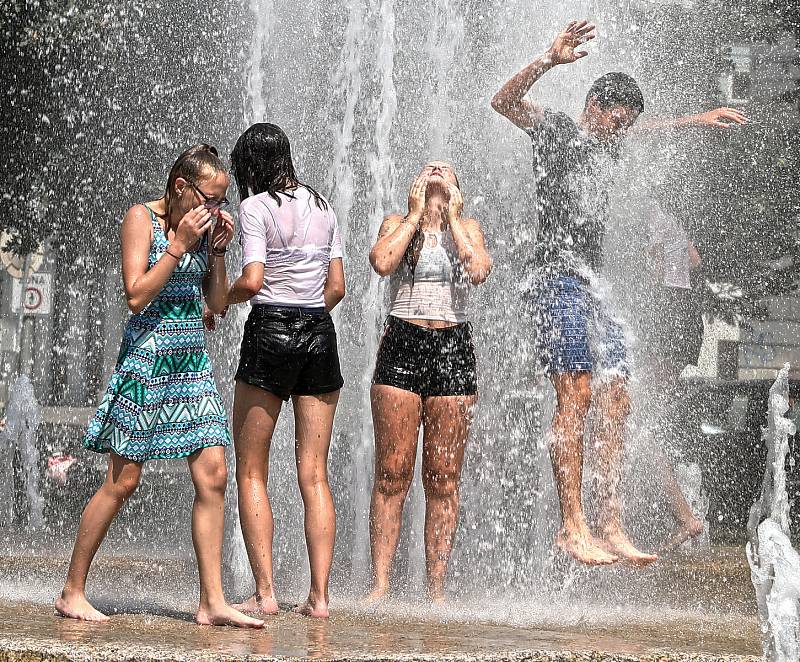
left=231, top=593, right=279, bottom=616
left=195, top=603, right=265, bottom=628
left=599, top=527, right=658, bottom=566
left=55, top=591, right=110, bottom=623
left=556, top=527, right=619, bottom=566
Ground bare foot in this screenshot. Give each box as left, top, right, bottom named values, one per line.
left=363, top=584, right=389, bottom=603
left=599, top=529, right=658, bottom=566
left=195, top=603, right=265, bottom=628
left=556, top=528, right=619, bottom=566
left=55, top=592, right=110, bottom=623
left=292, top=599, right=329, bottom=619
left=662, top=517, right=704, bottom=552
left=231, top=593, right=279, bottom=616
left=427, top=581, right=447, bottom=604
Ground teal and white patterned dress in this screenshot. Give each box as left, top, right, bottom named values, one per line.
left=84, top=206, right=230, bottom=461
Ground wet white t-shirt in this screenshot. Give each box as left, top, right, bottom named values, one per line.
left=238, top=187, right=343, bottom=307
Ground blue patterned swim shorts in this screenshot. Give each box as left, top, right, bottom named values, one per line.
left=530, top=275, right=629, bottom=377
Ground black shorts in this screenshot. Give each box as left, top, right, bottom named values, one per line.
left=372, top=316, right=477, bottom=398
left=235, top=305, right=344, bottom=401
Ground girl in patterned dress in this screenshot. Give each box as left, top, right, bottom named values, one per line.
left=55, top=145, right=264, bottom=628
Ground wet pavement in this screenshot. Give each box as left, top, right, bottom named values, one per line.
left=0, top=549, right=761, bottom=661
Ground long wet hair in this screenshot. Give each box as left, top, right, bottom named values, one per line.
left=231, top=123, right=328, bottom=210
left=164, top=144, right=225, bottom=218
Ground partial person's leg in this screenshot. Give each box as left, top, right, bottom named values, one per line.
left=368, top=384, right=422, bottom=599
left=656, top=448, right=705, bottom=550
left=420, top=394, right=474, bottom=602
left=591, top=376, right=657, bottom=565
left=550, top=372, right=618, bottom=565
left=232, top=380, right=283, bottom=614
left=292, top=391, right=340, bottom=618
left=56, top=453, right=143, bottom=621
left=652, top=360, right=703, bottom=549
left=188, top=445, right=264, bottom=627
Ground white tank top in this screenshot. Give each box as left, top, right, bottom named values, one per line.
left=388, top=230, right=470, bottom=324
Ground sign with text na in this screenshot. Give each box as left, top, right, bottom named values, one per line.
left=11, top=272, right=52, bottom=315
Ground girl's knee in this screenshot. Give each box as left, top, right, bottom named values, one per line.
left=104, top=471, right=141, bottom=503
left=195, top=462, right=228, bottom=496
left=374, top=467, right=413, bottom=498
left=297, top=465, right=329, bottom=494
left=422, top=470, right=459, bottom=500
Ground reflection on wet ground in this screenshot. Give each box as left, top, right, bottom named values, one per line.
left=0, top=548, right=760, bottom=660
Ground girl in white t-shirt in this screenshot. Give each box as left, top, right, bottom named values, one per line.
left=226, top=123, right=345, bottom=618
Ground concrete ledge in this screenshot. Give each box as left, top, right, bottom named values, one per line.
left=0, top=637, right=762, bottom=662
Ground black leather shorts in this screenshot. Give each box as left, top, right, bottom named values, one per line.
left=372, top=316, right=477, bottom=398
left=235, top=305, right=344, bottom=401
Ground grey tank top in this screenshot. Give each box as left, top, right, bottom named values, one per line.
left=388, top=230, right=470, bottom=324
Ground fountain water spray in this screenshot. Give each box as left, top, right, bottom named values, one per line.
left=0, top=374, right=44, bottom=530
left=245, top=0, right=273, bottom=124
left=349, top=0, right=399, bottom=587
left=746, top=363, right=800, bottom=661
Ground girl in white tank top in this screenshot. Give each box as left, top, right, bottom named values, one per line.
left=367, top=160, right=491, bottom=603
left=389, top=227, right=470, bottom=324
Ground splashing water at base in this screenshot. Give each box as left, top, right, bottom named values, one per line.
left=746, top=363, right=800, bottom=661
left=0, top=375, right=44, bottom=530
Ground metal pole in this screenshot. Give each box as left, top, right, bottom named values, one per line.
left=14, top=253, right=31, bottom=379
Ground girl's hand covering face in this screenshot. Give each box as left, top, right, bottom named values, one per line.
left=407, top=173, right=428, bottom=217
left=210, top=210, right=235, bottom=250
left=174, top=205, right=214, bottom=252
left=447, top=184, right=463, bottom=220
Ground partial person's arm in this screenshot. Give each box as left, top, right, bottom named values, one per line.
left=369, top=215, right=417, bottom=276
left=447, top=186, right=492, bottom=285
left=324, top=258, right=345, bottom=311
left=228, top=262, right=264, bottom=305
left=631, top=107, right=748, bottom=134
left=688, top=240, right=701, bottom=271
left=369, top=173, right=427, bottom=276
left=121, top=204, right=212, bottom=314
left=491, top=20, right=596, bottom=130
left=227, top=203, right=267, bottom=306
left=202, top=210, right=235, bottom=314
left=324, top=212, right=346, bottom=311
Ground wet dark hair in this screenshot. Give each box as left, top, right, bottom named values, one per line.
left=584, top=72, right=645, bottom=115
left=164, top=144, right=225, bottom=218
left=231, top=123, right=327, bottom=210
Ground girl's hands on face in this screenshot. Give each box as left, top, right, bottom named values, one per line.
left=174, top=205, right=213, bottom=254
left=210, top=209, right=235, bottom=251
left=407, top=172, right=428, bottom=219
left=447, top=184, right=463, bottom=220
